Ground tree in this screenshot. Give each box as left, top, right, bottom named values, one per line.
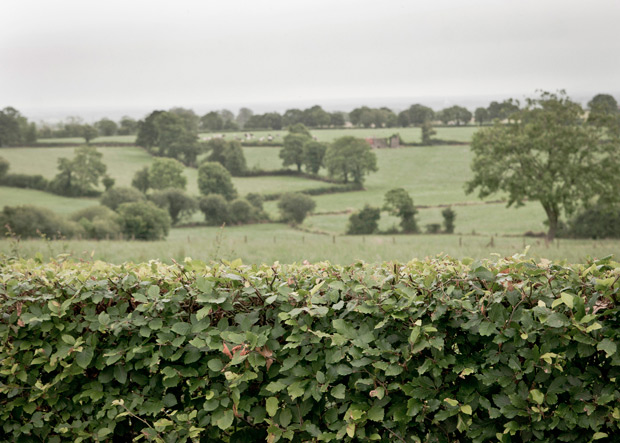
left=466, top=91, right=620, bottom=241
left=346, top=205, right=381, bottom=234
left=407, top=104, right=435, bottom=126
left=438, top=106, right=472, bottom=125
left=288, top=122, right=312, bottom=137
left=95, top=118, right=118, bottom=136
left=0, top=156, right=9, bottom=179
left=383, top=188, right=418, bottom=233
left=118, top=116, right=138, bottom=135
left=149, top=188, right=197, bottom=225
left=49, top=145, right=107, bottom=196
left=587, top=94, right=619, bottom=129
left=81, top=124, right=99, bottom=144
left=278, top=193, right=316, bottom=225
left=236, top=107, right=254, bottom=129
left=229, top=198, right=255, bottom=224
left=442, top=207, right=456, bottom=233
left=588, top=94, right=618, bottom=115
left=102, top=175, right=115, bottom=191
left=324, top=136, right=378, bottom=184
left=487, top=99, right=520, bottom=121
left=302, top=140, right=327, bottom=175
left=474, top=107, right=489, bottom=126
left=197, top=162, right=237, bottom=200
left=169, top=107, right=199, bottom=133
left=280, top=133, right=310, bottom=171
left=198, top=194, right=230, bottom=225
left=201, top=111, right=224, bottom=132
left=421, top=121, right=436, bottom=145
left=136, top=110, right=199, bottom=165
left=132, top=166, right=150, bottom=193
left=330, top=112, right=346, bottom=127
left=148, top=158, right=187, bottom=190
left=0, top=107, right=31, bottom=146
left=222, top=141, right=247, bottom=176
left=100, top=187, right=145, bottom=211
left=117, top=201, right=171, bottom=240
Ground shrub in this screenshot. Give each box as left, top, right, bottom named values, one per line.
left=198, top=194, right=230, bottom=226
left=245, top=192, right=264, bottom=210
left=442, top=207, right=456, bottom=233
left=229, top=198, right=255, bottom=224
left=0, top=173, right=49, bottom=190
left=197, top=162, right=237, bottom=200
left=0, top=205, right=76, bottom=238
left=568, top=204, right=620, bottom=239
left=0, top=156, right=8, bottom=178
left=222, top=140, right=247, bottom=176
left=148, top=157, right=187, bottom=190
left=70, top=205, right=121, bottom=239
left=100, top=186, right=145, bottom=211
left=148, top=188, right=197, bottom=225
left=1, top=257, right=619, bottom=441
left=383, top=188, right=419, bottom=233
left=278, top=192, right=316, bottom=225
left=131, top=166, right=150, bottom=193
left=346, top=205, right=381, bottom=234
left=426, top=222, right=442, bottom=234
left=102, top=175, right=115, bottom=191
left=116, top=201, right=171, bottom=240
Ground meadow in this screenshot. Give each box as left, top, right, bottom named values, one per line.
left=0, top=125, right=608, bottom=264
left=3, top=223, right=616, bottom=265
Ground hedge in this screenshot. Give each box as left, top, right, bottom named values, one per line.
left=0, top=255, right=619, bottom=442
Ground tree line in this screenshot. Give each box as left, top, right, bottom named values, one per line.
left=7, top=95, right=616, bottom=146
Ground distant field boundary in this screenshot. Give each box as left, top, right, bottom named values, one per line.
left=29, top=142, right=136, bottom=148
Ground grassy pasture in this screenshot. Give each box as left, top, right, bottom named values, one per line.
left=37, top=135, right=136, bottom=144
left=0, top=187, right=97, bottom=215
left=1, top=223, right=616, bottom=265
left=198, top=125, right=480, bottom=145
left=304, top=201, right=547, bottom=237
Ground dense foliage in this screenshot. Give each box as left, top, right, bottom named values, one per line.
left=466, top=91, right=620, bottom=241
left=0, top=256, right=618, bottom=442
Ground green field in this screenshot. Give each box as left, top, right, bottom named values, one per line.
left=37, top=135, right=136, bottom=144
left=34, top=126, right=479, bottom=147
left=1, top=223, right=615, bottom=265
left=199, top=125, right=479, bottom=144
left=1, top=124, right=611, bottom=264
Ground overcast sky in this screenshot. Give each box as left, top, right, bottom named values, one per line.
left=2, top=0, right=619, bottom=119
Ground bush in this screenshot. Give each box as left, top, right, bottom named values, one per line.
left=198, top=194, right=230, bottom=226
left=149, top=188, right=197, bottom=225
left=383, top=188, right=419, bottom=233
left=0, top=156, right=8, bottom=178
left=70, top=205, right=121, bottom=240
left=116, top=201, right=171, bottom=240
left=148, top=157, right=187, bottom=190
left=131, top=166, right=150, bottom=193
left=100, top=187, right=145, bottom=211
left=278, top=192, right=316, bottom=225
left=442, top=207, right=456, bottom=233
left=346, top=205, right=381, bottom=234
left=0, top=173, right=49, bottom=190
left=0, top=205, right=77, bottom=239
left=426, top=223, right=442, bottom=234
left=197, top=162, right=237, bottom=200
left=229, top=198, right=255, bottom=224
left=568, top=204, right=620, bottom=239
left=1, top=257, right=619, bottom=441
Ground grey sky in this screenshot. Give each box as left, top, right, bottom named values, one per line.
left=2, top=0, right=619, bottom=119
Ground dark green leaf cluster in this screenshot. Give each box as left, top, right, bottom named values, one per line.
left=1, top=256, right=619, bottom=442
